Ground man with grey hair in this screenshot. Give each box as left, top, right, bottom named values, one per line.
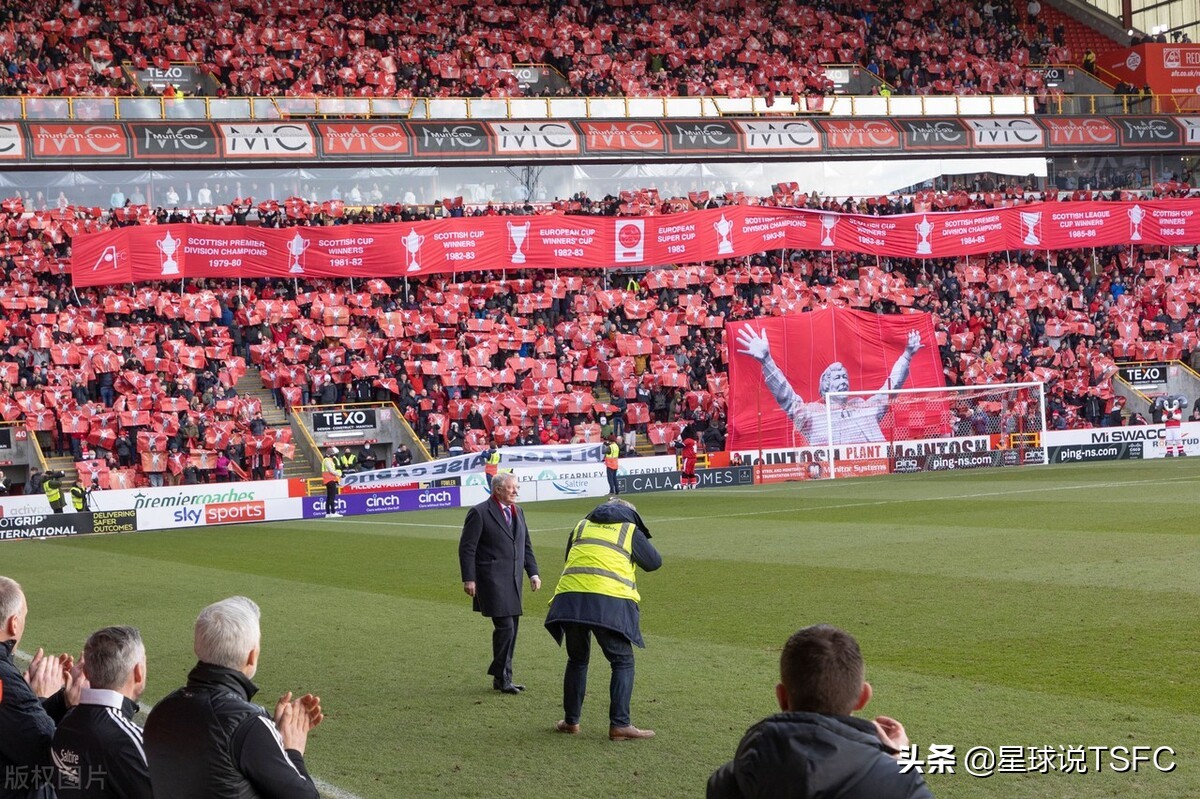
left=459, top=471, right=540, bottom=694
left=735, top=326, right=922, bottom=445
left=51, top=626, right=151, bottom=798
left=0, top=576, right=81, bottom=799
left=144, top=596, right=324, bottom=798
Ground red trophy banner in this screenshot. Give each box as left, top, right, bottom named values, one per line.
left=726, top=309, right=944, bottom=451
left=72, top=200, right=1200, bottom=287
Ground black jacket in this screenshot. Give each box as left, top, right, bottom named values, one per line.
left=143, top=662, right=319, bottom=799
left=0, top=639, right=68, bottom=799
left=707, top=712, right=934, bottom=799
left=51, top=688, right=151, bottom=798
left=545, top=501, right=661, bottom=648
left=458, top=498, right=538, bottom=618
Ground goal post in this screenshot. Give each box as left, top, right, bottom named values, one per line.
left=818, top=382, right=1048, bottom=479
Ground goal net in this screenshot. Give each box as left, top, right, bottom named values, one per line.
left=813, top=382, right=1048, bottom=479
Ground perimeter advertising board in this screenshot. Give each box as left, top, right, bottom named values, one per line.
left=302, top=487, right=460, bottom=518
left=91, top=479, right=304, bottom=512
left=617, top=466, right=754, bottom=494
left=0, top=510, right=136, bottom=540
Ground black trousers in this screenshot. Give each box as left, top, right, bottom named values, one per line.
left=562, top=623, right=635, bottom=727
left=325, top=481, right=339, bottom=515
left=488, top=615, right=519, bottom=682
left=607, top=467, right=619, bottom=494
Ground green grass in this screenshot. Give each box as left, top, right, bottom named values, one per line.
left=6, top=460, right=1200, bottom=798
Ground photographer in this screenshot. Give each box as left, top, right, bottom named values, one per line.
left=43, top=470, right=66, bottom=514
left=69, top=479, right=101, bottom=513
left=70, top=482, right=87, bottom=512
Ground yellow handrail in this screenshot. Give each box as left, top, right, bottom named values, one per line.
left=289, top=406, right=324, bottom=469
left=25, top=423, right=49, bottom=473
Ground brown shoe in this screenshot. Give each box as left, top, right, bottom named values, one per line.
left=609, top=725, right=655, bottom=741
left=555, top=720, right=581, bottom=734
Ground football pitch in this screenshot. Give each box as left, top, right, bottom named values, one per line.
left=6, top=460, right=1199, bottom=798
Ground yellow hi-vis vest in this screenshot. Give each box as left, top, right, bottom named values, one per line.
left=604, top=442, right=619, bottom=470
left=44, top=480, right=62, bottom=505
left=485, top=449, right=501, bottom=475
left=70, top=485, right=86, bottom=511
left=553, top=520, right=640, bottom=602
left=321, top=456, right=342, bottom=485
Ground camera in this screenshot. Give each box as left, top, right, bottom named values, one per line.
left=48, top=470, right=65, bottom=478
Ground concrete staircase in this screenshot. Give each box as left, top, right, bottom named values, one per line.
left=37, top=368, right=316, bottom=488
left=594, top=385, right=659, bottom=457
left=235, top=366, right=317, bottom=480
left=43, top=453, right=82, bottom=486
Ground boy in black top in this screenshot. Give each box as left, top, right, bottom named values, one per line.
left=708, top=624, right=934, bottom=799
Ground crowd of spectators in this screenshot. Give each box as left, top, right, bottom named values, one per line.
left=0, top=177, right=1198, bottom=489
left=0, top=0, right=1119, bottom=100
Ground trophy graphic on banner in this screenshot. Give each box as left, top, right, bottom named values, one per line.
left=820, top=213, right=838, bottom=247
left=915, top=215, right=934, bottom=255
left=286, top=232, right=309, bottom=274
left=157, top=230, right=180, bottom=276
left=1128, top=204, right=1145, bottom=241
left=714, top=213, right=735, bottom=255
left=507, top=220, right=530, bottom=264
left=402, top=228, right=424, bottom=272
left=1020, top=210, right=1042, bottom=246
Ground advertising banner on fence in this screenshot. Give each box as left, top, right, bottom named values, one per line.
left=0, top=509, right=135, bottom=541
left=1048, top=442, right=1144, bottom=464
left=1045, top=422, right=1200, bottom=458
left=342, top=443, right=603, bottom=492
left=0, top=511, right=88, bottom=540
left=460, top=455, right=681, bottom=504
left=616, top=455, right=677, bottom=476
left=90, top=509, right=138, bottom=534
left=754, top=461, right=822, bottom=482
left=617, top=466, right=754, bottom=494
left=90, top=479, right=304, bottom=512
left=136, top=496, right=303, bottom=531
left=72, top=200, right=1200, bottom=286
left=736, top=434, right=1016, bottom=477
left=11, top=116, right=1200, bottom=168
left=302, top=487, right=460, bottom=518
left=727, top=308, right=944, bottom=451
left=0, top=495, right=54, bottom=517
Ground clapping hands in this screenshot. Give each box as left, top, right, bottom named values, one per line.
left=23, top=648, right=80, bottom=700
left=274, top=691, right=324, bottom=755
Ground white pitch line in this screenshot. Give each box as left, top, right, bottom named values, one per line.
left=13, top=651, right=366, bottom=799
left=313, top=778, right=367, bottom=799
left=328, top=473, right=1200, bottom=533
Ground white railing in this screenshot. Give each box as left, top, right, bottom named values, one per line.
left=0, top=93, right=1044, bottom=121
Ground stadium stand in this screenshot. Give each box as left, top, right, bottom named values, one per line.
left=0, top=0, right=1124, bottom=99
left=1, top=178, right=1197, bottom=487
